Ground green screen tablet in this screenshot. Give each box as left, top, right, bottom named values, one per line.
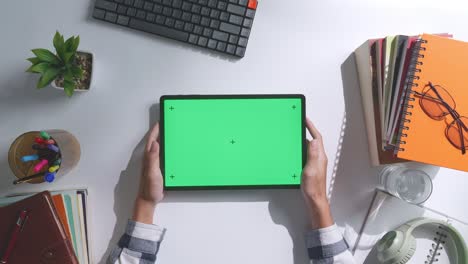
left=160, top=95, right=306, bottom=189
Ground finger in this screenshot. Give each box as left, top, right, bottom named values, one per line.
left=146, top=123, right=160, bottom=152
left=305, top=118, right=322, bottom=140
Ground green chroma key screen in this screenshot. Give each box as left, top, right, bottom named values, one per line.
left=160, top=95, right=305, bottom=189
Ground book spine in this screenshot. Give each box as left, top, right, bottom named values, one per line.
left=394, top=37, right=428, bottom=153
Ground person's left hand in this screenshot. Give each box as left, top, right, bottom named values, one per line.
left=133, top=123, right=164, bottom=223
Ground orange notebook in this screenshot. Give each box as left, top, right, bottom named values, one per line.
left=396, top=34, right=468, bottom=171
left=52, top=194, right=72, bottom=239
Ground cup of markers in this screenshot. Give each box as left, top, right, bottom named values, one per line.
left=8, top=130, right=81, bottom=184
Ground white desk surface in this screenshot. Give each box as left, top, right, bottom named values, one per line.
left=1, top=0, right=467, bottom=263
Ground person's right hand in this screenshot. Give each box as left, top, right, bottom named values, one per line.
left=301, top=118, right=334, bottom=229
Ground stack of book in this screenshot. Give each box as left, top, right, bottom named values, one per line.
left=0, top=189, right=90, bottom=264
left=355, top=33, right=468, bottom=172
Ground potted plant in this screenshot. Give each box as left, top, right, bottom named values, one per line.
left=26, top=31, right=94, bottom=97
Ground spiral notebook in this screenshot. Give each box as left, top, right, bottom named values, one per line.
left=395, top=34, right=468, bottom=171
left=354, top=190, right=468, bottom=263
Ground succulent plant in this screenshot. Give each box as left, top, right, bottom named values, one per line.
left=26, top=31, right=83, bottom=97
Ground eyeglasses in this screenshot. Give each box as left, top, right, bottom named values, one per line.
left=413, top=82, right=468, bottom=155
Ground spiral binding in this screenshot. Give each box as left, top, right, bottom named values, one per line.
left=395, top=38, right=428, bottom=153
left=425, top=225, right=448, bottom=264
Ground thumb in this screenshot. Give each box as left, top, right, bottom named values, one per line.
left=307, top=139, right=321, bottom=160
left=146, top=140, right=160, bottom=167
left=149, top=140, right=159, bottom=154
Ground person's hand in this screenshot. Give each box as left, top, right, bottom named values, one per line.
left=133, top=123, right=164, bottom=224
left=301, top=118, right=334, bottom=229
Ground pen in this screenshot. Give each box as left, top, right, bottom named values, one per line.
left=52, top=158, right=62, bottom=166
left=20, top=154, right=39, bottom=162
left=48, top=165, right=60, bottom=173
left=47, top=144, right=60, bottom=153
left=40, top=131, right=51, bottom=140
left=44, top=172, right=56, bottom=183
left=0, top=210, right=28, bottom=264
left=33, top=159, right=48, bottom=173
left=13, top=172, right=46, bottom=185
left=34, top=138, right=55, bottom=145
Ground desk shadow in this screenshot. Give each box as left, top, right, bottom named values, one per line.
left=329, top=53, right=381, bottom=251
left=98, top=103, right=160, bottom=264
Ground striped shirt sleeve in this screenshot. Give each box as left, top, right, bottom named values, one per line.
left=306, top=224, right=356, bottom=264
left=107, top=220, right=166, bottom=264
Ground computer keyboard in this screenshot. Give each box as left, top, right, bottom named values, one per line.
left=93, top=0, right=258, bottom=57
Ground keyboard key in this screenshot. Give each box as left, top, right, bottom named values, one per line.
left=181, top=2, right=192, bottom=11
left=217, top=1, right=227, bottom=10
left=216, top=42, right=227, bottom=51
left=129, top=18, right=189, bottom=41
left=134, top=0, right=144, bottom=8
left=175, top=20, right=184, bottom=29
left=220, top=12, right=229, bottom=21
left=212, top=30, right=228, bottom=41
left=220, top=22, right=240, bottom=34
left=227, top=4, right=245, bottom=15
left=163, top=0, right=172, bottom=5
left=229, top=14, right=243, bottom=25
left=117, top=5, right=128, bottom=14
left=105, top=12, right=118, bottom=22
left=153, top=0, right=162, bottom=3
left=146, top=13, right=156, bottom=21
left=198, top=0, right=208, bottom=4
left=208, top=0, right=218, bottom=7
left=235, top=46, right=245, bottom=56
left=182, top=12, right=192, bottom=21
left=125, top=0, right=134, bottom=5
left=238, top=36, right=247, bottom=47
left=203, top=28, right=213, bottom=37
left=172, top=9, right=182, bottom=18
left=165, top=17, right=175, bottom=27
left=201, top=7, right=210, bottom=16
left=193, top=25, right=203, bottom=34
left=163, top=7, right=172, bottom=15
left=95, top=0, right=117, bottom=11
left=198, top=36, right=208, bottom=46
left=117, top=15, right=129, bottom=25
left=243, top=18, right=252, bottom=28
left=136, top=10, right=146, bottom=19
left=127, top=7, right=137, bottom=16
left=210, top=20, right=220, bottom=29
left=191, top=14, right=201, bottom=24
left=238, top=0, right=247, bottom=5
left=245, top=8, right=255, bottom=18
left=229, top=0, right=237, bottom=3
left=210, top=9, right=220, bottom=18
left=173, top=0, right=182, bottom=8
left=207, top=39, right=217, bottom=49
left=155, top=15, right=165, bottom=24
left=144, top=1, right=154, bottom=10
left=153, top=4, right=163, bottom=13
left=191, top=4, right=202, bottom=13
left=226, top=44, right=236, bottom=54
left=228, top=35, right=238, bottom=43
left=247, top=0, right=257, bottom=9
left=184, top=22, right=194, bottom=32
left=93, top=8, right=106, bottom=19
left=115, top=0, right=124, bottom=3
left=188, top=34, right=199, bottom=44
left=200, top=17, right=210, bottom=26
left=240, top=27, right=250, bottom=37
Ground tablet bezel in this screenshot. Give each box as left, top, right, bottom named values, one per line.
left=160, top=94, right=306, bottom=190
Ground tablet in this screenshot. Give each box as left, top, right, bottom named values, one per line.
left=160, top=95, right=306, bottom=189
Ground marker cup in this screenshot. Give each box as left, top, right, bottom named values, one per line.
left=8, top=130, right=81, bottom=184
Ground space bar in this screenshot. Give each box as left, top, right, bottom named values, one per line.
left=129, top=19, right=189, bottom=42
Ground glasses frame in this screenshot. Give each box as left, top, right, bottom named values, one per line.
left=413, top=82, right=468, bottom=155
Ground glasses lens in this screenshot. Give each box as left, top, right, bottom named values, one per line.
left=420, top=85, right=456, bottom=120
left=445, top=117, right=468, bottom=151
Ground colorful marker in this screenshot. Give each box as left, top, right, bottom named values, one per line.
left=40, top=131, right=51, bottom=140
left=44, top=172, right=56, bottom=183
left=52, top=158, right=62, bottom=166
left=20, top=154, right=39, bottom=162
left=32, top=144, right=45, bottom=150
left=34, top=137, right=55, bottom=145
left=48, top=165, right=60, bottom=173
left=47, top=144, right=60, bottom=153
left=33, top=159, right=48, bottom=173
